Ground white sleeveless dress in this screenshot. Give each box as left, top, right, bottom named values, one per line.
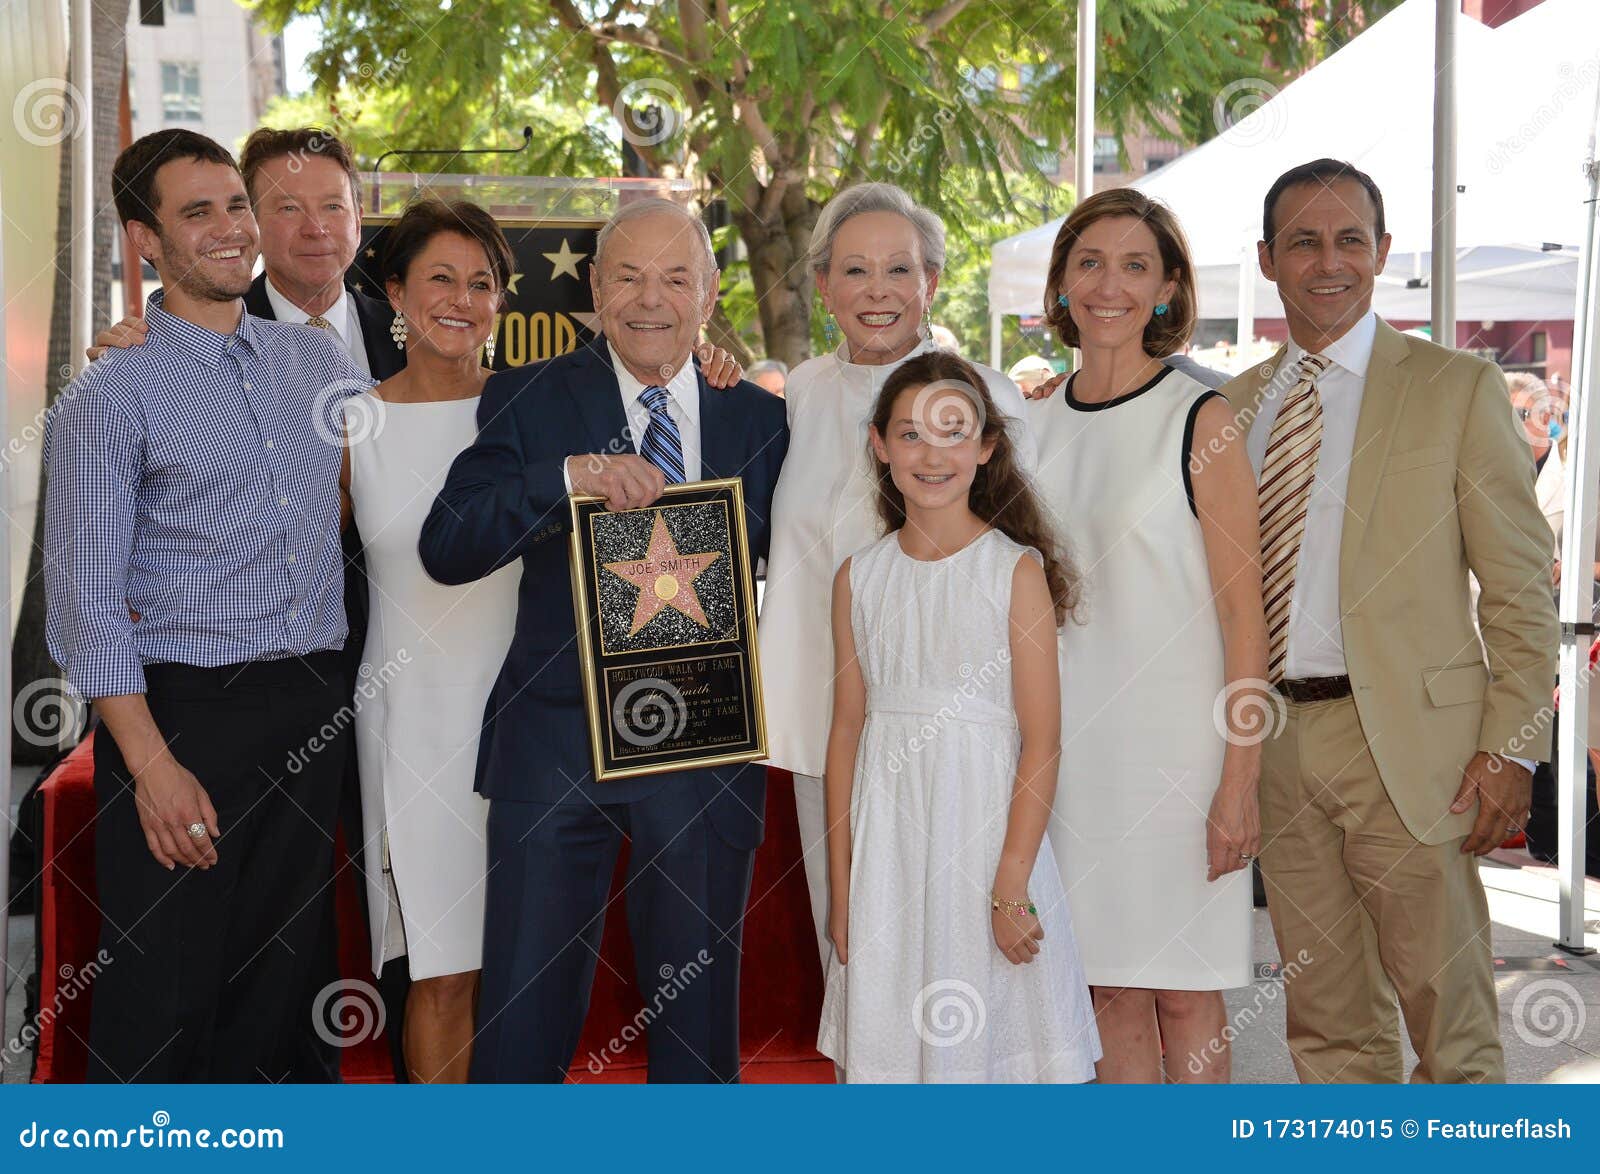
left=815, top=529, right=1101, bottom=1083
left=1026, top=365, right=1252, bottom=991
left=347, top=393, right=521, bottom=981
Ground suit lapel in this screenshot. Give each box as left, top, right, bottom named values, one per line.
left=566, top=336, right=634, bottom=454
left=244, top=273, right=274, bottom=320
left=697, top=365, right=739, bottom=480
left=1338, top=318, right=1412, bottom=588
left=1235, top=345, right=1286, bottom=439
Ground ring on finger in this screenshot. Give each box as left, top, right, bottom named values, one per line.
left=186, top=822, right=208, bottom=839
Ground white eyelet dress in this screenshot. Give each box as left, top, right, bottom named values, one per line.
left=815, top=528, right=1101, bottom=1083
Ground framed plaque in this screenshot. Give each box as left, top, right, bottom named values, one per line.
left=568, top=477, right=768, bottom=781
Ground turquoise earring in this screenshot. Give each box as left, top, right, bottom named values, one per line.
left=823, top=318, right=837, bottom=346
left=1057, top=294, right=1069, bottom=307
left=1154, top=303, right=1170, bottom=317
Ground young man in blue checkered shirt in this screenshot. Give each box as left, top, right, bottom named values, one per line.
left=43, top=128, right=368, bottom=1082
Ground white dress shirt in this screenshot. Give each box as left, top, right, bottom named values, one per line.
left=264, top=274, right=371, bottom=377
left=561, top=342, right=702, bottom=490
left=1245, top=310, right=1376, bottom=680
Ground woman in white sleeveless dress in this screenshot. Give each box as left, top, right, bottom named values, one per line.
left=1025, top=190, right=1267, bottom=1082
left=759, top=183, right=1036, bottom=970
left=816, top=351, right=1098, bottom=1082
left=337, top=200, right=520, bottom=1083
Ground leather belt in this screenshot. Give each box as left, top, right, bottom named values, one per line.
left=1274, top=675, right=1353, bottom=704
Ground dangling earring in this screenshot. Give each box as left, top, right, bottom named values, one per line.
left=1057, top=294, right=1070, bottom=307
left=1154, top=303, right=1170, bottom=317
left=823, top=318, right=837, bottom=346
left=483, top=333, right=496, bottom=366
left=390, top=312, right=407, bottom=349
left=922, top=306, right=934, bottom=343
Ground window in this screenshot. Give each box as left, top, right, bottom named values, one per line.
left=166, top=0, right=194, bottom=14
left=1093, top=134, right=1118, bottom=174
left=1532, top=332, right=1547, bottom=362
left=160, top=62, right=202, bottom=122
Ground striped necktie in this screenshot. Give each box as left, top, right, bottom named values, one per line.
left=1259, top=352, right=1331, bottom=683
left=638, top=385, right=685, bottom=484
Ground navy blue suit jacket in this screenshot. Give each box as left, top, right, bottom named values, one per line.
left=418, top=338, right=789, bottom=849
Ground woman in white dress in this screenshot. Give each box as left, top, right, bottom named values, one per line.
left=760, top=182, right=1037, bottom=969
left=816, top=351, right=1099, bottom=1082
left=1026, top=189, right=1267, bottom=1082
left=339, top=199, right=520, bottom=1083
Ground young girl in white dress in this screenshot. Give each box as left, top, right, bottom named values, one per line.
left=816, top=350, right=1101, bottom=1083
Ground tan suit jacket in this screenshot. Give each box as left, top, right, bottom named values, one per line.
left=1223, top=319, right=1559, bottom=845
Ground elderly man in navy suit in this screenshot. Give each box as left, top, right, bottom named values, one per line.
left=420, top=198, right=789, bottom=1082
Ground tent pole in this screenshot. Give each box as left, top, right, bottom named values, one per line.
left=990, top=310, right=1002, bottom=371
left=70, top=0, right=93, bottom=363
left=1075, top=0, right=1095, bottom=203
left=1431, top=0, right=1456, bottom=344
left=1553, top=73, right=1600, bottom=956
left=0, top=161, right=10, bottom=1030
left=1236, top=239, right=1256, bottom=354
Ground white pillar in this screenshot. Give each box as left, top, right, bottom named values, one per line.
left=989, top=309, right=1002, bottom=371
left=1553, top=75, right=1600, bottom=955
left=1431, top=0, right=1456, bottom=345
left=1236, top=241, right=1256, bottom=352
left=1075, top=0, right=1095, bottom=202
left=69, top=0, right=93, bottom=367
left=0, top=169, right=11, bottom=1014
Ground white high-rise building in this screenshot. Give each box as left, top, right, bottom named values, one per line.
left=124, top=0, right=286, bottom=155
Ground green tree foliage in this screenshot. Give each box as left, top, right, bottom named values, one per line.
left=250, top=0, right=1400, bottom=366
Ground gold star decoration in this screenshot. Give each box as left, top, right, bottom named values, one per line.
left=602, top=512, right=722, bottom=637
left=544, top=238, right=587, bottom=281
left=505, top=271, right=524, bottom=295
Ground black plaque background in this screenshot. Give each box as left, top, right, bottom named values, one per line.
left=571, top=482, right=765, bottom=780
left=350, top=219, right=599, bottom=370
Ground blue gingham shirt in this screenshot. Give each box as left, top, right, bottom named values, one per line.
left=43, top=289, right=371, bottom=699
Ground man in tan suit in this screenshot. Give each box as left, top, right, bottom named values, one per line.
left=1223, top=159, right=1557, bottom=1083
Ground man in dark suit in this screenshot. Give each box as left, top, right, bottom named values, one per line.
left=420, top=199, right=788, bottom=1082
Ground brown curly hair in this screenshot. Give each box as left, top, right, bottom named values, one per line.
left=869, top=351, right=1081, bottom=626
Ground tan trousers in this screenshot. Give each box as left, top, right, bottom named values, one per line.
left=1259, top=695, right=1504, bottom=1083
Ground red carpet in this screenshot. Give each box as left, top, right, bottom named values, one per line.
left=31, top=732, right=832, bottom=1083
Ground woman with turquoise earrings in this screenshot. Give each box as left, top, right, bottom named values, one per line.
left=759, top=182, right=1038, bottom=974
left=1020, top=187, right=1268, bottom=1084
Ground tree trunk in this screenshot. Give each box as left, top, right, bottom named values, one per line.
left=732, top=184, right=821, bottom=370
left=13, top=0, right=130, bottom=763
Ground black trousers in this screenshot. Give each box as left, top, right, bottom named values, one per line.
left=87, top=652, right=349, bottom=1083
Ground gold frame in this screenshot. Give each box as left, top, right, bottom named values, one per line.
left=568, top=477, right=769, bottom=782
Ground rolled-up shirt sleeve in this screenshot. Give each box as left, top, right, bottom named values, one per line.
left=43, top=373, right=147, bottom=699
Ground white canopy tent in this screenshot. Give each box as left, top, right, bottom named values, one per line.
left=988, top=0, right=1587, bottom=351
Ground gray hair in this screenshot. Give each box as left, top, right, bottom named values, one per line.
left=747, top=358, right=788, bottom=379
left=594, top=197, right=718, bottom=290
left=808, top=182, right=947, bottom=276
